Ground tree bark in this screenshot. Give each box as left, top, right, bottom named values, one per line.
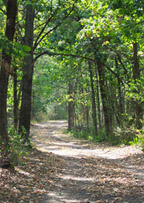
left=0, top=0, right=17, bottom=169
left=0, top=0, right=17, bottom=147
left=19, top=4, right=34, bottom=140
left=88, top=62, right=98, bottom=137
left=68, top=83, right=75, bottom=131
left=97, top=61, right=111, bottom=137
left=95, top=66, right=102, bottom=129
left=14, top=67, right=19, bottom=131
left=133, top=43, right=142, bottom=129
left=115, top=58, right=124, bottom=116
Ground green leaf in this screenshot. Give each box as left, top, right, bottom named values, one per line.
left=22, top=45, right=31, bottom=52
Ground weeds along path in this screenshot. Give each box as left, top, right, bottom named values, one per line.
left=32, top=120, right=144, bottom=203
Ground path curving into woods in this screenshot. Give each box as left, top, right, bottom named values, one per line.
left=32, top=120, right=144, bottom=203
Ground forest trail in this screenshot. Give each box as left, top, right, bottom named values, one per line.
left=32, top=120, right=144, bottom=203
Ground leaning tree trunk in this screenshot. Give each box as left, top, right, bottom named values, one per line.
left=19, top=4, right=34, bottom=140
left=0, top=0, right=17, bottom=167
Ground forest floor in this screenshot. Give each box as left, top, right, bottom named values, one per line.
left=0, top=120, right=144, bottom=203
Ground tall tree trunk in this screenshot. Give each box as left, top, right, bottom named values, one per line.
left=85, top=87, right=90, bottom=126
left=0, top=0, right=17, bottom=167
left=68, top=83, right=75, bottom=131
left=14, top=67, right=19, bottom=131
left=115, top=58, right=124, bottom=116
left=95, top=66, right=102, bottom=129
left=97, top=61, right=111, bottom=137
left=19, top=4, right=34, bottom=140
left=133, top=43, right=142, bottom=129
left=0, top=0, right=17, bottom=145
left=0, top=69, right=9, bottom=147
left=88, top=62, right=98, bottom=137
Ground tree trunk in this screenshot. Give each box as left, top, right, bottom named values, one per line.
left=68, top=83, right=75, bottom=131
left=0, top=0, right=17, bottom=145
left=19, top=4, right=34, bottom=140
left=13, top=67, right=19, bottom=131
left=97, top=61, right=111, bottom=137
left=0, top=69, right=9, bottom=147
left=115, top=58, right=124, bottom=116
left=95, top=66, right=102, bottom=129
left=133, top=43, right=142, bottom=129
left=0, top=0, right=17, bottom=168
left=88, top=62, right=98, bottom=137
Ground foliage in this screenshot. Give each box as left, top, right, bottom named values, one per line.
left=71, top=126, right=106, bottom=143
left=6, top=126, right=30, bottom=167
left=32, top=56, right=68, bottom=121
left=0, top=0, right=144, bottom=153
left=130, top=129, right=144, bottom=151
left=113, top=126, right=140, bottom=145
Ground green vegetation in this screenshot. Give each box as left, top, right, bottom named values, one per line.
left=0, top=0, right=144, bottom=168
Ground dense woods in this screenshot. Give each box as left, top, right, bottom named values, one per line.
left=0, top=0, right=144, bottom=168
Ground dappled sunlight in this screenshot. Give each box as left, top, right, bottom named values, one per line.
left=1, top=121, right=143, bottom=202
left=30, top=121, right=144, bottom=202
left=44, top=155, right=144, bottom=202
left=32, top=121, right=143, bottom=161
left=15, top=168, right=34, bottom=177
left=59, top=174, right=95, bottom=182
left=0, top=148, right=64, bottom=202
left=33, top=133, right=143, bottom=160
left=47, top=191, right=87, bottom=203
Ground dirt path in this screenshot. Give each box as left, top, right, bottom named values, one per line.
left=32, top=120, right=144, bottom=203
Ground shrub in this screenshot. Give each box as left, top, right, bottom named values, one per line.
left=130, top=129, right=144, bottom=151
left=113, top=126, right=139, bottom=145
left=71, top=126, right=106, bottom=142
left=0, top=126, right=30, bottom=167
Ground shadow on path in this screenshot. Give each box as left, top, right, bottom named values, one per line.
left=32, top=120, right=144, bottom=203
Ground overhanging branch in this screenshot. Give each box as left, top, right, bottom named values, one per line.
left=33, top=50, right=94, bottom=62
left=33, top=0, right=78, bottom=50
left=34, top=50, right=123, bottom=83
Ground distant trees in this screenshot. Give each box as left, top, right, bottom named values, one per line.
left=40, top=0, right=143, bottom=140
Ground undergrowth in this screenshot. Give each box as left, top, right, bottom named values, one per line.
left=0, top=126, right=31, bottom=168
left=70, top=126, right=106, bottom=143
left=69, top=126, right=144, bottom=151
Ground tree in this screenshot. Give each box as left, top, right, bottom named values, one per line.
left=0, top=0, right=17, bottom=167
left=18, top=0, right=78, bottom=140
left=18, top=2, right=35, bottom=140
left=88, top=62, right=98, bottom=136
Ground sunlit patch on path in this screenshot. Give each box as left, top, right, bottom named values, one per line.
left=31, top=120, right=144, bottom=203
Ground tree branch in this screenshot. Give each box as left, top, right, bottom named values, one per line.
left=117, top=54, right=128, bottom=75
left=33, top=15, right=53, bottom=50
left=34, top=49, right=123, bottom=83
left=33, top=50, right=94, bottom=62
left=101, top=62, right=123, bottom=83
left=0, top=7, right=6, bottom=14
left=33, top=0, right=78, bottom=50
